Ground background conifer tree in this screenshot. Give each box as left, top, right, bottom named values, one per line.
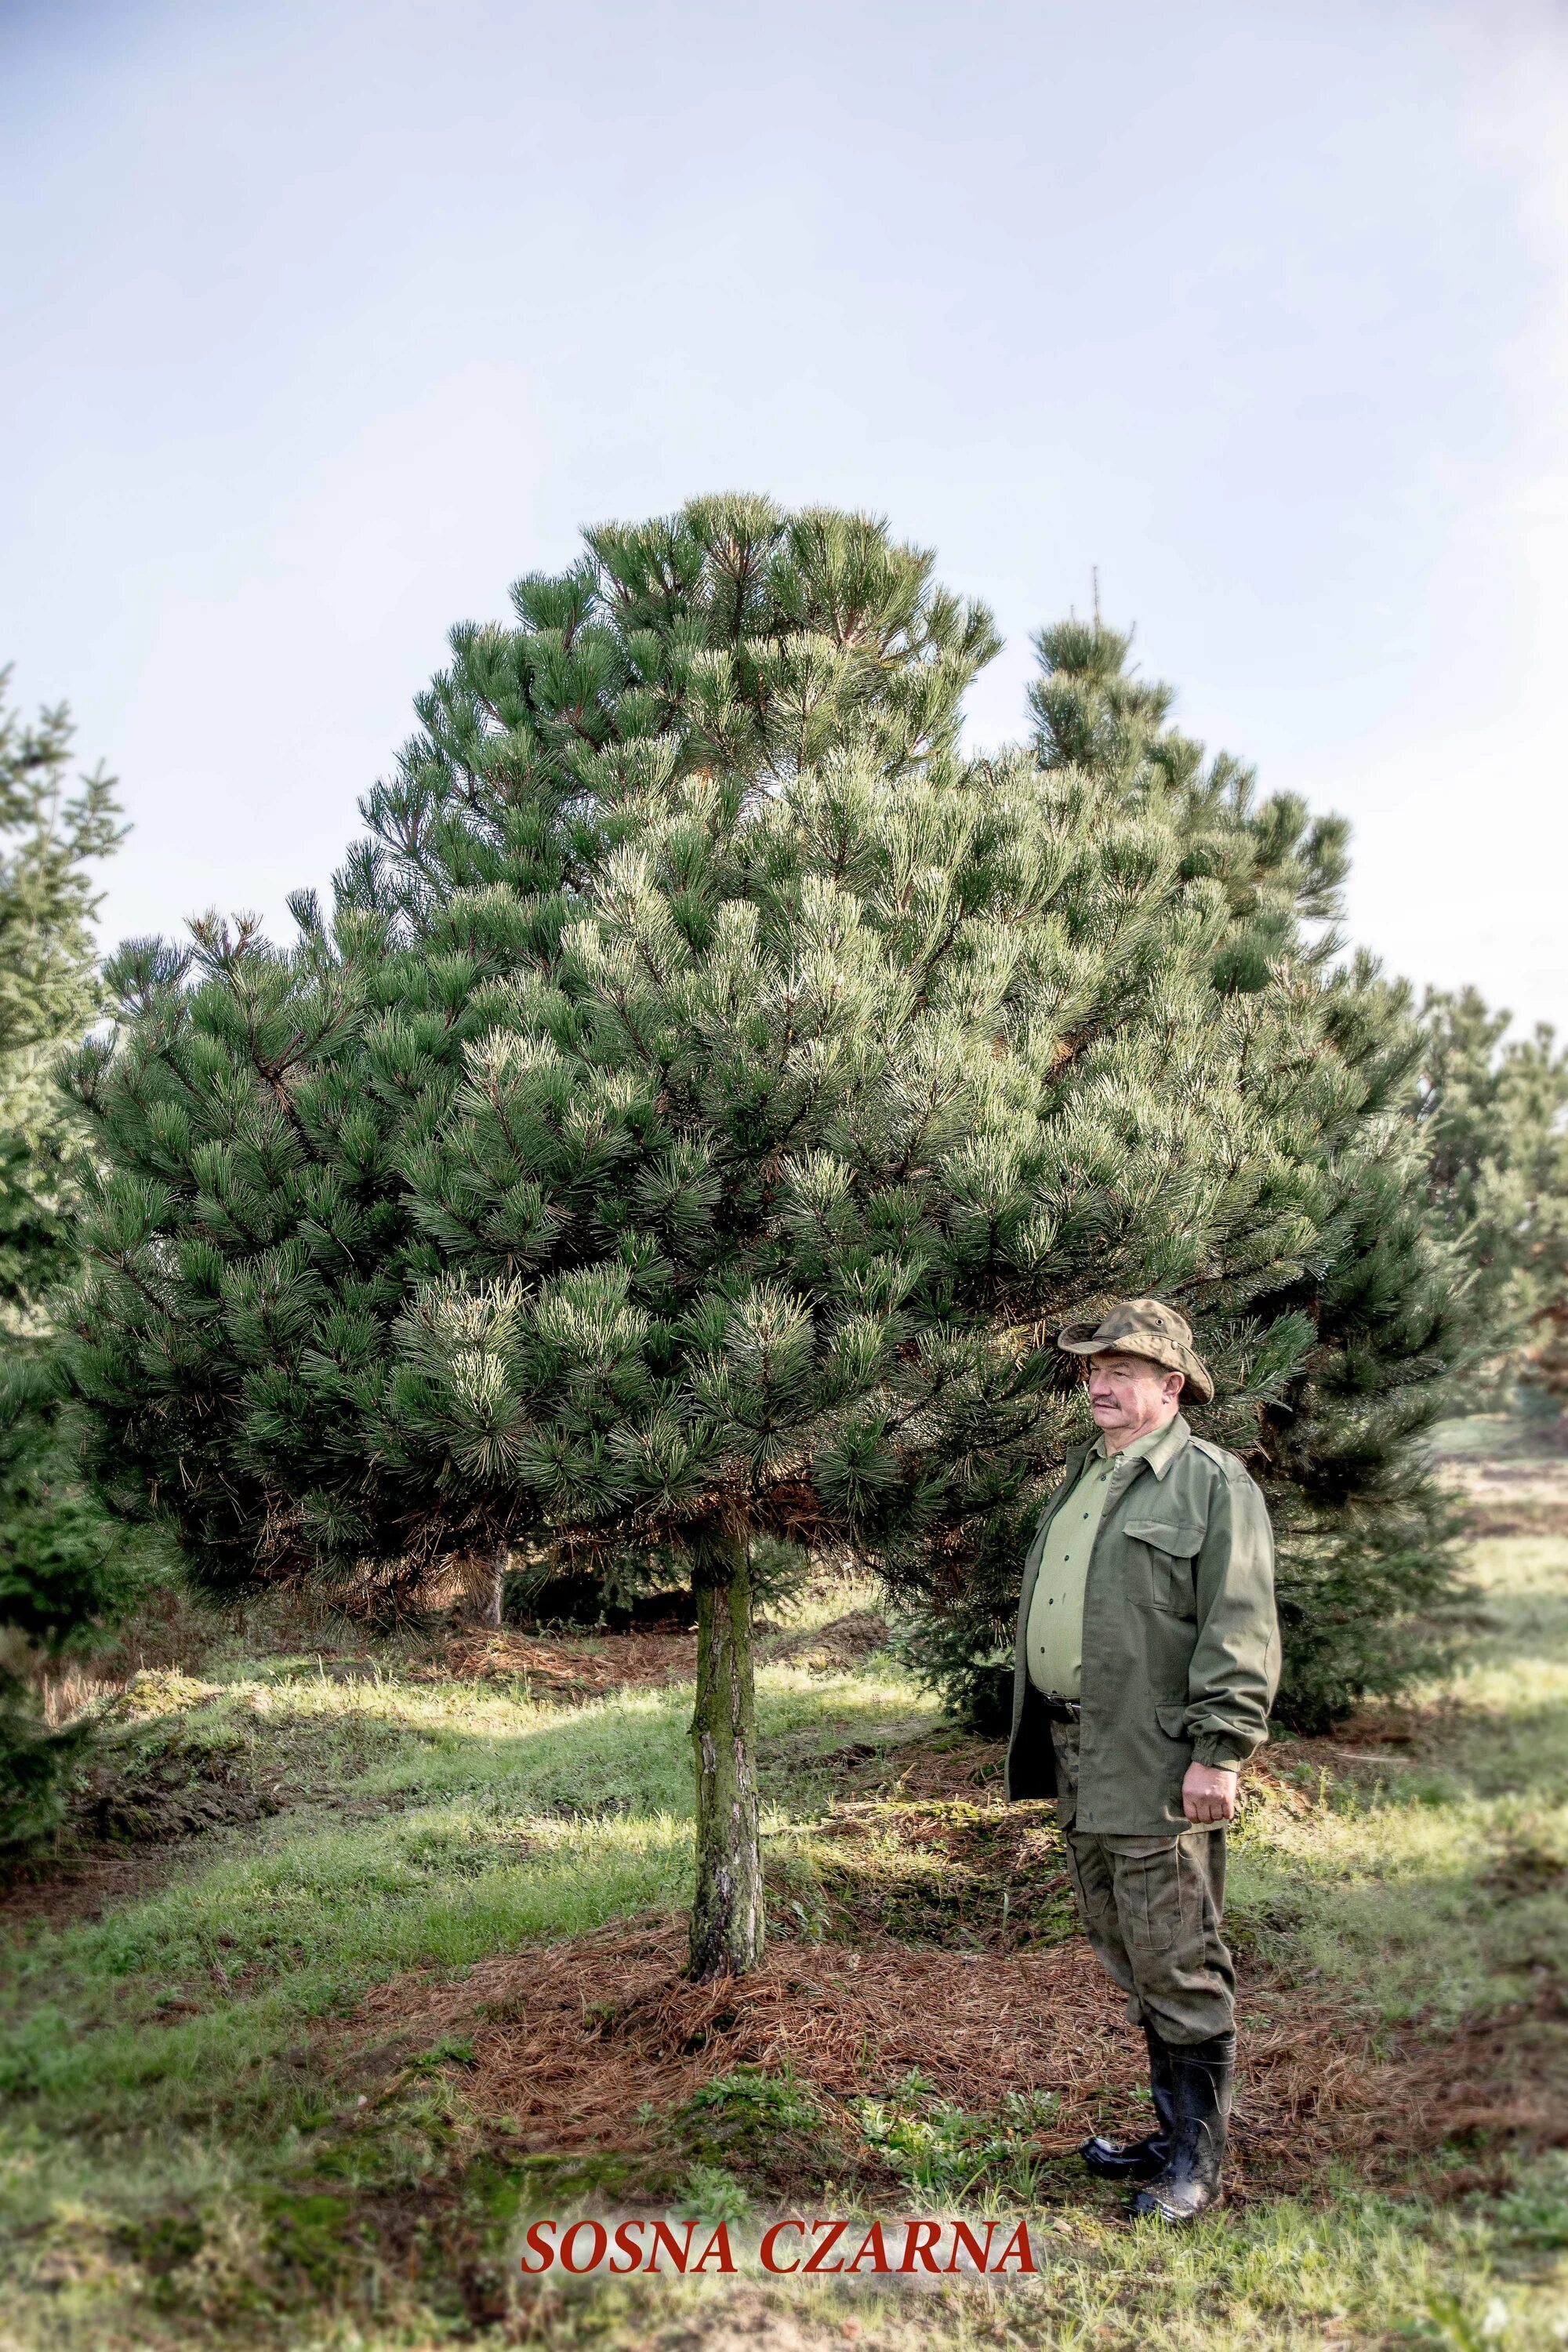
left=0, top=675, right=146, bottom=1846
left=1418, top=987, right=1568, bottom=1405
left=0, top=677, right=123, bottom=1313
left=57, top=503, right=1470, bottom=1948
left=896, top=619, right=1468, bottom=1733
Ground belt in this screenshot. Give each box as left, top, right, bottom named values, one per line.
left=1037, top=1693, right=1082, bottom=1723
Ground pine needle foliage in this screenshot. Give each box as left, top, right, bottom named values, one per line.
left=922, top=619, right=1472, bottom=1737
left=56, top=503, right=1468, bottom=1948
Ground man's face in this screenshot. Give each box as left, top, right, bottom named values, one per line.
left=1086, top=1351, right=1185, bottom=1445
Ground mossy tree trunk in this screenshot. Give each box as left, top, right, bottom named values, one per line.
left=688, top=1523, right=763, bottom=1980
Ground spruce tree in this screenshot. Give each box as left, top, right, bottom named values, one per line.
left=58, top=504, right=1470, bottom=1956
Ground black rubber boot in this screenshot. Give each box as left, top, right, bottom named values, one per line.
left=1127, top=2031, right=1234, bottom=2223
left=1080, top=2024, right=1177, bottom=2182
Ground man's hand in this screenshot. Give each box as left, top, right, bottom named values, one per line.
left=1182, top=1762, right=1239, bottom=1824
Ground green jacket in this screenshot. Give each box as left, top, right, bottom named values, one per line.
left=1006, top=1414, right=1280, bottom=1834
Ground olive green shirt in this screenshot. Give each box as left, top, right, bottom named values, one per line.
left=1025, top=1425, right=1167, bottom=1698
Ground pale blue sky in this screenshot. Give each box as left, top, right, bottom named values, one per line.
left=3, top=0, right=1566, bottom=1026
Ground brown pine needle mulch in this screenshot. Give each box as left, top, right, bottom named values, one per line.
left=426, top=1613, right=899, bottom=1697
left=761, top=1613, right=892, bottom=1673
left=347, top=1915, right=1534, bottom=2198
left=425, top=1631, right=699, bottom=1692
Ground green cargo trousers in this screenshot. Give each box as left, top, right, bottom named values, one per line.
left=1050, top=1721, right=1236, bottom=2047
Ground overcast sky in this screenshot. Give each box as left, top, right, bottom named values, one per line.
left=3, top=0, right=1566, bottom=1032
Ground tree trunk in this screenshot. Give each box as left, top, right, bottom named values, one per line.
left=688, top=1525, right=764, bottom=1980
left=473, top=1541, right=507, bottom=1628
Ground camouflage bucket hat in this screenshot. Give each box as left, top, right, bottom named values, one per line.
left=1055, top=1297, right=1214, bottom=1404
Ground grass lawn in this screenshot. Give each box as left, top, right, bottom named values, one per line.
left=1, top=1514, right=1565, bottom=2350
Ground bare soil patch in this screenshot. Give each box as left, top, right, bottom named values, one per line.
left=1396, top=1993, right=1568, bottom=2152
left=0, top=1838, right=216, bottom=1936
left=1437, top=1423, right=1568, bottom=1537
left=872, top=1726, right=1007, bottom=1799
left=0, top=1716, right=296, bottom=1933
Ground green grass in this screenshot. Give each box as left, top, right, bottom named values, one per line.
left=2, top=1540, right=1566, bottom=2348
left=0, top=1668, right=935, bottom=2137
left=1225, top=1536, right=1568, bottom=2028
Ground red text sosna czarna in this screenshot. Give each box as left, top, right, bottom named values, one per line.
left=519, top=2217, right=1040, bottom=2277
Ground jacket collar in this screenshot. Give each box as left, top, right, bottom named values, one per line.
left=1073, top=1410, right=1191, bottom=1483
left=1142, top=1411, right=1192, bottom=1482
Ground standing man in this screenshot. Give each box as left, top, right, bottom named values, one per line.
left=1007, top=1301, right=1280, bottom=2223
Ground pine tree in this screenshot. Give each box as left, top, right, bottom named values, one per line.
left=60, top=503, right=997, bottom=1628
left=57, top=506, right=1471, bottom=1953
left=1418, top=988, right=1568, bottom=1404
left=895, top=620, right=1468, bottom=1734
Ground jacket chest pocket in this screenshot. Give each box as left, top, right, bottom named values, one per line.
left=1122, top=1516, right=1203, bottom=1619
